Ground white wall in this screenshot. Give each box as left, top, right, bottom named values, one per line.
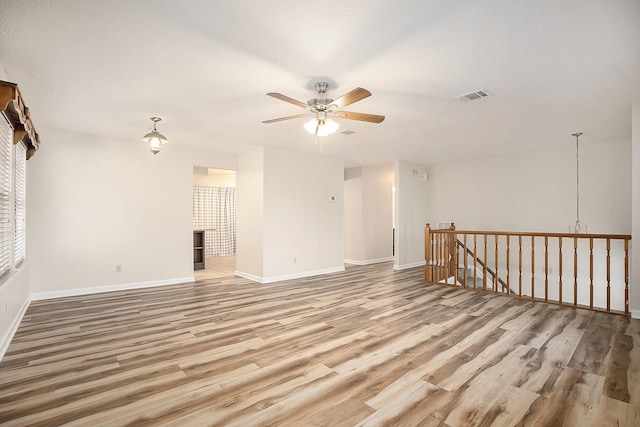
left=236, top=146, right=264, bottom=279
left=193, top=168, right=236, bottom=187
left=0, top=266, right=29, bottom=358
left=344, top=167, right=364, bottom=261
left=394, top=160, right=430, bottom=269
left=344, top=166, right=393, bottom=264
left=632, top=103, right=640, bottom=317
left=236, top=146, right=344, bottom=282
left=0, top=61, right=28, bottom=356
left=427, top=137, right=631, bottom=234
left=262, top=146, right=344, bottom=280
left=27, top=126, right=237, bottom=298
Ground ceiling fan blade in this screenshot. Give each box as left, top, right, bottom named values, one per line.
left=262, top=114, right=310, bottom=124
left=331, top=87, right=371, bottom=109
left=336, top=111, right=385, bottom=123
left=266, top=92, right=308, bottom=109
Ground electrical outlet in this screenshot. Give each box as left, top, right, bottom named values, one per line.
left=293, top=257, right=297, bottom=264
left=115, top=264, right=122, bottom=272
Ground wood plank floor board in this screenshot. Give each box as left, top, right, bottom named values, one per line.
left=1, top=262, right=639, bottom=426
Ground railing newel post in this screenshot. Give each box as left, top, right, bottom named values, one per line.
left=424, top=223, right=432, bottom=283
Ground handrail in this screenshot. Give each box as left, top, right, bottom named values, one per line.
left=433, top=228, right=630, bottom=240
left=424, top=223, right=632, bottom=315
left=456, top=238, right=510, bottom=293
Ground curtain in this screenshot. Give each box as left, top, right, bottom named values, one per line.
left=193, top=186, right=236, bottom=256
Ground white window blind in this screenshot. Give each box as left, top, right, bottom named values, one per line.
left=14, top=141, right=26, bottom=265
left=0, top=113, right=12, bottom=278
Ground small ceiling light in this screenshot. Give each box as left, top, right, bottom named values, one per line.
left=142, top=116, right=168, bottom=155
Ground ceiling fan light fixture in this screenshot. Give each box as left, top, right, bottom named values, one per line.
left=142, top=116, right=168, bottom=155
left=321, top=118, right=339, bottom=135
left=304, top=117, right=339, bottom=137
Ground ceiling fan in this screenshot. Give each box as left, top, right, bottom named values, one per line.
left=262, top=82, right=385, bottom=137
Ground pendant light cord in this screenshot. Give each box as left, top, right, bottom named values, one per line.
left=572, top=132, right=583, bottom=231
left=576, top=135, right=579, bottom=224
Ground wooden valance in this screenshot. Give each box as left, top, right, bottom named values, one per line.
left=0, top=80, right=40, bottom=159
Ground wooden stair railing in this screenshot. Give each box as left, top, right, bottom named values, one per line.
left=424, top=223, right=632, bottom=315
left=456, top=238, right=512, bottom=293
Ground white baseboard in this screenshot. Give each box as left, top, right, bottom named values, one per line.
left=344, top=257, right=393, bottom=266
left=236, top=266, right=346, bottom=284
left=0, top=297, right=30, bottom=361
left=234, top=271, right=263, bottom=283
left=631, top=309, right=640, bottom=320
left=393, top=260, right=426, bottom=271
left=30, top=276, right=195, bottom=301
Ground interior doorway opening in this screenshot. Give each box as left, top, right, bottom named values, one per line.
left=192, top=166, right=237, bottom=280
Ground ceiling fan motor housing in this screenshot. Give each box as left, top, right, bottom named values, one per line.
left=307, top=97, right=334, bottom=111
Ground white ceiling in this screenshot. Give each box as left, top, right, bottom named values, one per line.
left=1, top=0, right=639, bottom=167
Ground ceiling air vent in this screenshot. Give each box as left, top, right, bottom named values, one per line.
left=456, top=90, right=489, bottom=102
left=340, top=130, right=355, bottom=135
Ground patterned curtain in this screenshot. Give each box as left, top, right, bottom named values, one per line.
left=193, top=186, right=236, bottom=256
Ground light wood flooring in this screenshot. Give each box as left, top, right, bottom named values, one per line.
left=194, top=256, right=236, bottom=281
left=1, top=262, right=639, bottom=426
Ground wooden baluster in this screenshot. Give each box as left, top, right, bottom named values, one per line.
left=573, top=236, right=578, bottom=308
left=531, top=236, right=535, bottom=301
left=452, top=232, right=458, bottom=286
left=431, top=232, right=436, bottom=283
left=606, top=238, right=611, bottom=312
left=518, top=235, right=523, bottom=298
left=625, top=238, right=629, bottom=315
left=558, top=238, right=563, bottom=306
left=440, top=232, right=445, bottom=284
left=463, top=234, right=468, bottom=288
left=449, top=223, right=456, bottom=282
left=433, top=232, right=437, bottom=283
left=472, top=235, right=477, bottom=289
left=444, top=231, right=449, bottom=286
left=435, top=233, right=439, bottom=283
left=483, top=234, right=488, bottom=291
left=544, top=235, right=548, bottom=302
left=436, top=232, right=441, bottom=283
left=506, top=235, right=510, bottom=294
left=589, top=237, right=594, bottom=310
left=424, top=224, right=432, bottom=283
left=494, top=235, right=499, bottom=293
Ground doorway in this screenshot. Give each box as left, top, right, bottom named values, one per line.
left=193, top=166, right=237, bottom=280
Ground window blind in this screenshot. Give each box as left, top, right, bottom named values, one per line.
left=0, top=113, right=12, bottom=277
left=14, top=141, right=26, bottom=266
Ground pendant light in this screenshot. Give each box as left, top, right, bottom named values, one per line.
left=571, top=132, right=587, bottom=233
left=142, top=117, right=168, bottom=155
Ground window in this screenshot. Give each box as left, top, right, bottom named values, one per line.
left=0, top=111, right=27, bottom=280
left=14, top=140, right=26, bottom=266
left=0, top=80, right=39, bottom=282
left=0, top=113, right=12, bottom=278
